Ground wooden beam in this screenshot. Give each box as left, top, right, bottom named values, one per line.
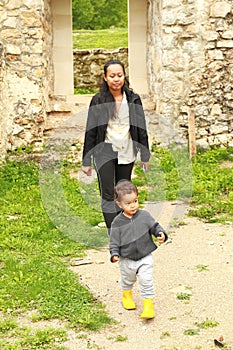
left=188, top=108, right=196, bottom=159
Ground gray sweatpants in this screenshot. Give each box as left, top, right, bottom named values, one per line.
left=119, top=253, right=155, bottom=299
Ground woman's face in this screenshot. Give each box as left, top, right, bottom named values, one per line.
left=104, top=64, right=125, bottom=94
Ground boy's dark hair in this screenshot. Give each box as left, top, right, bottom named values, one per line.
left=114, top=180, right=138, bottom=202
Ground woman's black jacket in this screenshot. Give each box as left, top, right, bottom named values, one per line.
left=82, top=87, right=150, bottom=166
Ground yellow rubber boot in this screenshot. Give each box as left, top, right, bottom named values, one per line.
left=140, top=298, right=155, bottom=319
left=122, top=290, right=136, bottom=310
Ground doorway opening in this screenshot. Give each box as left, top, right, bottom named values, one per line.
left=50, top=0, right=148, bottom=97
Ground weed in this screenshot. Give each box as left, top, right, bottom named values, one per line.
left=169, top=316, right=177, bottom=321
left=196, top=318, right=219, bottom=329
left=185, top=286, right=192, bottom=290
left=177, top=293, right=190, bottom=301
left=10, top=145, right=34, bottom=154
left=160, top=331, right=171, bottom=339
left=178, top=220, right=187, bottom=226
left=184, top=328, right=200, bottom=335
left=195, top=264, right=209, bottom=272
left=183, top=318, right=219, bottom=340
left=115, top=335, right=128, bottom=342
left=77, top=333, right=88, bottom=340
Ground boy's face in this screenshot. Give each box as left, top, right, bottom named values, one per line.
left=117, top=191, right=139, bottom=218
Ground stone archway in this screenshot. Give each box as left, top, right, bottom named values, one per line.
left=50, top=0, right=148, bottom=97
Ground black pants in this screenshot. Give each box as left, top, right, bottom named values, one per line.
left=94, top=143, right=134, bottom=229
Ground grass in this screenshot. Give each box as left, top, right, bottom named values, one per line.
left=148, top=145, right=233, bottom=224
left=73, top=28, right=128, bottom=50
left=142, top=144, right=194, bottom=202
left=189, top=147, right=233, bottom=223
left=0, top=159, right=112, bottom=348
left=1, top=145, right=233, bottom=347
left=0, top=316, right=68, bottom=349
left=74, top=87, right=98, bottom=95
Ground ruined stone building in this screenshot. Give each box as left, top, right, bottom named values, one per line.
left=0, top=0, right=233, bottom=157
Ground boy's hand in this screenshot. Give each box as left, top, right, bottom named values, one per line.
left=157, top=232, right=166, bottom=244
left=112, top=256, right=119, bottom=262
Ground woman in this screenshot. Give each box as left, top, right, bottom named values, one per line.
left=81, top=59, right=150, bottom=232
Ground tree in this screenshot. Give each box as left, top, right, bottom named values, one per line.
left=72, top=0, right=94, bottom=30
left=72, top=0, right=128, bottom=30
left=91, top=0, right=128, bottom=29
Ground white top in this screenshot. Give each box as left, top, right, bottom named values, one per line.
left=105, top=93, right=136, bottom=164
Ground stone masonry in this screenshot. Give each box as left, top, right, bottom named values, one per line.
left=147, top=0, right=233, bottom=148
left=73, top=47, right=128, bottom=91
left=0, top=0, right=233, bottom=157
left=0, top=0, right=53, bottom=155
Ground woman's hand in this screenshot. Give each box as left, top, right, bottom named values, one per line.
left=140, top=161, right=149, bottom=172
left=81, top=166, right=92, bottom=176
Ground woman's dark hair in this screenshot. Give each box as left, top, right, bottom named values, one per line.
left=114, top=180, right=138, bottom=202
left=100, top=59, right=130, bottom=94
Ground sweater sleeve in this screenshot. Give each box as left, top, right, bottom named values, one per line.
left=149, top=222, right=168, bottom=241
left=82, top=96, right=99, bottom=166
left=109, top=226, right=121, bottom=262
left=144, top=210, right=168, bottom=241
left=136, top=98, right=150, bottom=162
left=130, top=96, right=150, bottom=162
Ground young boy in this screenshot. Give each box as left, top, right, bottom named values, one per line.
left=109, top=180, right=168, bottom=319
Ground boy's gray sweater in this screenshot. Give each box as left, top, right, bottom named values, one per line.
left=110, top=209, right=168, bottom=262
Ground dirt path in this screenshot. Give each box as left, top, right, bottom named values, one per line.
left=63, top=201, right=233, bottom=350
left=59, top=96, right=233, bottom=349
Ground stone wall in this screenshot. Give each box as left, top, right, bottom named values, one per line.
left=0, top=0, right=233, bottom=157
left=147, top=0, right=233, bottom=148
left=0, top=0, right=53, bottom=154
left=73, top=47, right=128, bottom=90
